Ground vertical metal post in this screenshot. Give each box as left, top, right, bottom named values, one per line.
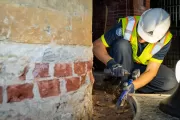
left=170, top=0, right=172, bottom=22
left=179, top=2, right=180, bottom=21
left=176, top=0, right=178, bottom=27
left=126, top=0, right=127, bottom=16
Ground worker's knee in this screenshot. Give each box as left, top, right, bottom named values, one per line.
left=153, top=65, right=178, bottom=91
left=111, top=39, right=131, bottom=54
left=138, top=75, right=178, bottom=93
left=161, top=75, right=178, bottom=91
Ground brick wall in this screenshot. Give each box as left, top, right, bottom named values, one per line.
left=0, top=0, right=93, bottom=120
left=5, top=61, right=93, bottom=103
left=133, top=0, right=150, bottom=15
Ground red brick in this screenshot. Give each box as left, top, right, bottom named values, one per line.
left=66, top=77, right=80, bottom=92
left=146, top=0, right=150, bottom=8
left=33, top=63, right=49, bottom=78
left=7, top=83, right=34, bottom=103
left=86, top=60, right=93, bottom=71
left=54, top=63, right=72, bottom=77
left=81, top=75, right=86, bottom=85
left=38, top=79, right=60, bottom=98
left=89, top=71, right=94, bottom=84
left=0, top=87, right=2, bottom=103
left=74, top=62, right=86, bottom=75
left=19, top=66, right=28, bottom=80
left=133, top=0, right=147, bottom=15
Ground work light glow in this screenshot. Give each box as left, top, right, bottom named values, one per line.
left=175, top=60, right=180, bottom=83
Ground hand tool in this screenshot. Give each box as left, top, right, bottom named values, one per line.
left=116, top=69, right=140, bottom=109
left=104, top=68, right=131, bottom=76
left=116, top=79, right=133, bottom=109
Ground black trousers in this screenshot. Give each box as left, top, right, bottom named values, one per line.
left=109, top=39, right=178, bottom=93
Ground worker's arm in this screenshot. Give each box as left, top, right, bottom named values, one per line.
left=133, top=39, right=172, bottom=90
left=133, top=61, right=161, bottom=90
left=93, top=38, right=112, bottom=65
left=93, top=20, right=123, bottom=65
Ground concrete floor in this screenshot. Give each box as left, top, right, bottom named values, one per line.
left=129, top=94, right=179, bottom=120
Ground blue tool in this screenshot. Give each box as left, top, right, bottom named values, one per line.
left=115, top=69, right=140, bottom=109
left=116, top=79, right=133, bottom=109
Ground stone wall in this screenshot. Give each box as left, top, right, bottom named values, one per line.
left=0, top=0, right=93, bottom=120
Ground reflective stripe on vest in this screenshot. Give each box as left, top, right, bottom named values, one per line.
left=123, top=16, right=136, bottom=41
left=151, top=32, right=170, bottom=55
left=123, top=16, right=170, bottom=56
left=119, top=16, right=172, bottom=65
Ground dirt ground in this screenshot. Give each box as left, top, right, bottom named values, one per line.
left=92, top=89, right=133, bottom=120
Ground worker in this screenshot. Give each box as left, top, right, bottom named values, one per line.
left=93, top=8, right=178, bottom=94
left=159, top=60, right=180, bottom=118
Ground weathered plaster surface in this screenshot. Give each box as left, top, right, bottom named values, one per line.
left=0, top=84, right=93, bottom=120
left=0, top=0, right=92, bottom=45
left=0, top=0, right=93, bottom=119
left=0, top=42, right=93, bottom=86
left=0, top=42, right=93, bottom=63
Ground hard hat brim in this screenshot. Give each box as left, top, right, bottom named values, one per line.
left=137, top=24, right=158, bottom=43
left=137, top=16, right=170, bottom=44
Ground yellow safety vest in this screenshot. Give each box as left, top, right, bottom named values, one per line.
left=119, top=16, right=172, bottom=65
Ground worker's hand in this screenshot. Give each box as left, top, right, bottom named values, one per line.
left=106, top=59, right=128, bottom=77
left=122, top=79, right=135, bottom=93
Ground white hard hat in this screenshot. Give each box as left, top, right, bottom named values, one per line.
left=137, top=8, right=171, bottom=43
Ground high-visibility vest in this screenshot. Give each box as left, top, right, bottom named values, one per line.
left=119, top=16, right=172, bottom=65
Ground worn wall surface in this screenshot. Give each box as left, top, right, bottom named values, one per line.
left=0, top=0, right=93, bottom=120
left=0, top=43, right=94, bottom=119
left=0, top=0, right=92, bottom=45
